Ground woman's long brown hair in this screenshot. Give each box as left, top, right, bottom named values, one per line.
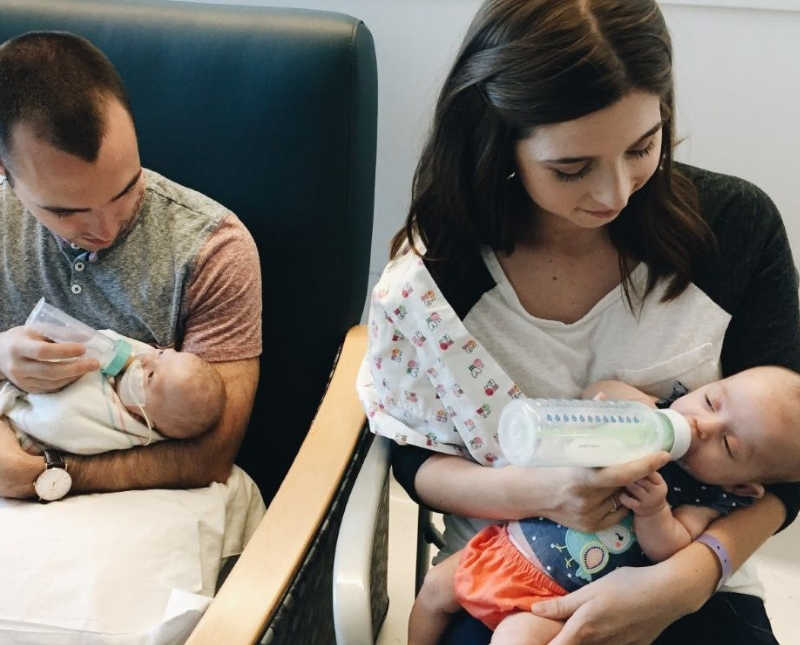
left=392, top=0, right=715, bottom=306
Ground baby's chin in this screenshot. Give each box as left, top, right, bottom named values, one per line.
left=676, top=456, right=707, bottom=480
left=123, top=402, right=146, bottom=421
left=675, top=443, right=706, bottom=479
left=676, top=458, right=730, bottom=487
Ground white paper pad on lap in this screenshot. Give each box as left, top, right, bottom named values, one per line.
left=0, top=466, right=264, bottom=644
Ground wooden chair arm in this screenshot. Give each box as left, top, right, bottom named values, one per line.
left=186, top=324, right=368, bottom=644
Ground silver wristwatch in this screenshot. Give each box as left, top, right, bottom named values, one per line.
left=34, top=448, right=72, bottom=502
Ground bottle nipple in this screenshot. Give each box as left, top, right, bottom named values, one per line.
left=659, top=409, right=691, bottom=460
left=101, top=339, right=132, bottom=377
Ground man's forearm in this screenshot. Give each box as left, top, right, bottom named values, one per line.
left=65, top=433, right=230, bottom=492
left=67, top=358, right=258, bottom=494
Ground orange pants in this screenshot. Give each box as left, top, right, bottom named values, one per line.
left=453, top=524, right=567, bottom=630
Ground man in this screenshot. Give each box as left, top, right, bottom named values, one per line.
left=0, top=31, right=261, bottom=500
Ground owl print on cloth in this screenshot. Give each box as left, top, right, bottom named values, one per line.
left=517, top=514, right=647, bottom=591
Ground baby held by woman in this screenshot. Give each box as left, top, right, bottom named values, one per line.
left=0, top=331, right=225, bottom=456
left=410, top=365, right=800, bottom=645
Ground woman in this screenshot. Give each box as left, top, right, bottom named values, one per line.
left=357, top=1, right=800, bottom=643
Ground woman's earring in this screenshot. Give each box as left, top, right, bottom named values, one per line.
left=506, top=170, right=517, bottom=180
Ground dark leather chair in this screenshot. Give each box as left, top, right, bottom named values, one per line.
left=0, top=1, right=385, bottom=642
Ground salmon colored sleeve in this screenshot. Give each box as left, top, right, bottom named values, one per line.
left=180, top=213, right=262, bottom=362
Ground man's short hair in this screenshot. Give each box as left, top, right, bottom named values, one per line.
left=0, top=31, right=132, bottom=167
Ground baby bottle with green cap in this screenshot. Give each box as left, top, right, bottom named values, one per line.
left=497, top=398, right=691, bottom=467
left=25, top=297, right=132, bottom=377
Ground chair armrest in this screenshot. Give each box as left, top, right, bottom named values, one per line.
left=186, top=325, right=369, bottom=645
left=333, top=434, right=391, bottom=644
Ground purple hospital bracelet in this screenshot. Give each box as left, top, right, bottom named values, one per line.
left=696, top=533, right=732, bottom=590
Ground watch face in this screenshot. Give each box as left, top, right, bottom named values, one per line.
left=34, top=468, right=72, bottom=501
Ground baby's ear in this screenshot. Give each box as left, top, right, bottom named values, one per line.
left=723, top=482, right=765, bottom=499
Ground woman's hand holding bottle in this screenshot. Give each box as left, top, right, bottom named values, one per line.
left=504, top=451, right=671, bottom=532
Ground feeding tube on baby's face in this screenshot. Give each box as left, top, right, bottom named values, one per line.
left=116, top=354, right=155, bottom=444
left=117, top=359, right=148, bottom=407
left=497, top=398, right=690, bottom=467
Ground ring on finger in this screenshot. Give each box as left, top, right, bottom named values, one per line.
left=610, top=494, right=619, bottom=513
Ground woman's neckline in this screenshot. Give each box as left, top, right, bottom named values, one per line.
left=481, top=246, right=646, bottom=328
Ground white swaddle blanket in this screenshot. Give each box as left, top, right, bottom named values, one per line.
left=0, top=331, right=166, bottom=454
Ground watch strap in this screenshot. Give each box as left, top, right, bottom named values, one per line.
left=35, top=449, right=71, bottom=503
left=41, top=448, right=66, bottom=470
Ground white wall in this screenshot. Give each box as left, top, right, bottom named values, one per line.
left=664, top=3, right=800, bottom=258
left=176, top=0, right=800, bottom=302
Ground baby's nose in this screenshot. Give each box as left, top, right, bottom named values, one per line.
left=695, top=417, right=722, bottom=441
left=136, top=352, right=156, bottom=368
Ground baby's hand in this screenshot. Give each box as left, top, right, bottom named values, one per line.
left=619, top=472, right=668, bottom=517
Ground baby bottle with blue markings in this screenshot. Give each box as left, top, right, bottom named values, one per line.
left=25, top=297, right=132, bottom=377
left=497, top=398, right=691, bottom=467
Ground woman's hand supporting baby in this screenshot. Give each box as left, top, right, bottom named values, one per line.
left=530, top=500, right=784, bottom=645
left=529, top=552, right=714, bottom=645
